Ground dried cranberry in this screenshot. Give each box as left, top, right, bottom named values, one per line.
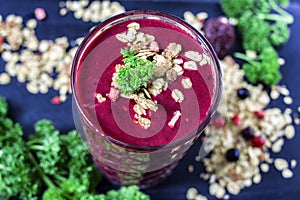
left=226, top=148, right=240, bottom=162
left=0, top=37, right=5, bottom=44
left=232, top=114, right=242, bottom=126
left=51, top=96, right=61, bottom=104
left=211, top=116, right=226, bottom=129
left=251, top=136, right=265, bottom=148
left=237, top=88, right=250, bottom=100
left=35, top=8, right=47, bottom=21
left=254, top=110, right=265, bottom=119
left=240, top=127, right=255, bottom=140
left=203, top=16, right=235, bottom=58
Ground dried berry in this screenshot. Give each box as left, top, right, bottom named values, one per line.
left=237, top=88, right=250, bottom=99
left=211, top=116, right=226, bottom=129
left=226, top=148, right=240, bottom=162
left=251, top=136, right=265, bottom=148
left=241, top=127, right=255, bottom=140
left=203, top=16, right=235, bottom=58
left=34, top=8, right=47, bottom=21
left=254, top=110, right=265, bottom=119
left=0, top=37, right=5, bottom=44
left=232, top=114, right=242, bottom=126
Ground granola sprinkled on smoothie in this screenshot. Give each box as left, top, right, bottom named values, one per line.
left=168, top=110, right=182, bottom=128
left=98, top=22, right=207, bottom=129
left=96, top=93, right=106, bottom=103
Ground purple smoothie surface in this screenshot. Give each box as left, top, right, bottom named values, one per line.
left=76, top=18, right=215, bottom=147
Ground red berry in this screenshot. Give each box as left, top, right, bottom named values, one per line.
left=51, top=96, right=61, bottom=104
left=35, top=8, right=47, bottom=21
left=211, top=116, right=226, bottom=129
left=0, top=37, right=5, bottom=44
left=254, top=110, right=265, bottom=119
left=251, top=136, right=265, bottom=148
left=232, top=114, right=242, bottom=126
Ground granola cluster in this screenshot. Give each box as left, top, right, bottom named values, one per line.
left=96, top=22, right=211, bottom=129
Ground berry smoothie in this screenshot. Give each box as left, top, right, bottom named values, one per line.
left=72, top=10, right=221, bottom=187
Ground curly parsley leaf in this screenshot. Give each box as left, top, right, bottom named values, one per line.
left=116, top=48, right=155, bottom=95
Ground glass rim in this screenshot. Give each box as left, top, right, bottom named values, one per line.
left=71, top=10, right=222, bottom=151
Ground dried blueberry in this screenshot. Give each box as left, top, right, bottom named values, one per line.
left=241, top=127, right=255, bottom=140
left=226, top=148, right=240, bottom=162
left=203, top=16, right=235, bottom=58
left=237, top=88, right=250, bottom=99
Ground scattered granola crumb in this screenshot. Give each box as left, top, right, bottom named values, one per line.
left=168, top=110, right=181, bottom=128
left=274, top=158, right=289, bottom=171
left=171, top=89, right=184, bottom=103
left=282, top=168, right=293, bottom=179
left=182, top=77, right=193, bottom=89
left=0, top=14, right=76, bottom=102
left=188, top=164, right=194, bottom=173
left=283, top=96, right=293, bottom=105
left=290, top=159, right=297, bottom=169
left=96, top=93, right=106, bottom=103
left=184, top=60, right=197, bottom=70
left=0, top=73, right=11, bottom=85
left=106, top=87, right=119, bottom=101
left=60, top=0, right=125, bottom=23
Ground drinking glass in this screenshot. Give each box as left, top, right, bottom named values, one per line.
left=71, top=10, right=222, bottom=188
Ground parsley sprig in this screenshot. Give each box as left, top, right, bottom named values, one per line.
left=220, top=0, right=293, bottom=86
left=0, top=96, right=150, bottom=200
left=116, top=48, right=155, bottom=95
